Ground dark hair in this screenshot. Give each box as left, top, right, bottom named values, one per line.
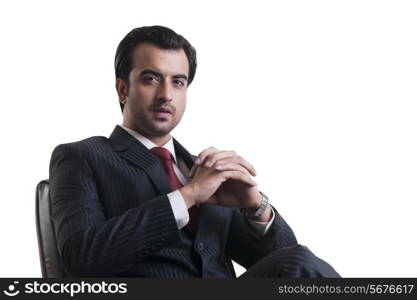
left=114, top=25, right=197, bottom=112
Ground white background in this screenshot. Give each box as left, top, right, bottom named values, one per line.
left=0, top=0, right=416, bottom=277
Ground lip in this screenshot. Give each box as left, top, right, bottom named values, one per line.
left=154, top=107, right=172, bottom=114
left=153, top=111, right=172, bottom=119
left=152, top=106, right=173, bottom=120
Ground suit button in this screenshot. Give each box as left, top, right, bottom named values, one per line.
left=197, top=242, right=205, bottom=251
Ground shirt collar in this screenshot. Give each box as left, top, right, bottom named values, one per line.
left=119, top=125, right=178, bottom=163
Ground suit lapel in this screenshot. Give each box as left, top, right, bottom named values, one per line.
left=109, top=125, right=220, bottom=237
left=173, top=137, right=197, bottom=168
left=109, top=125, right=171, bottom=195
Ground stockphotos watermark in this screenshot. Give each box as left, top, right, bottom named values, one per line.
left=2, top=280, right=127, bottom=297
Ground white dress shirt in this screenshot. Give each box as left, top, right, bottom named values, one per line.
left=120, top=125, right=275, bottom=235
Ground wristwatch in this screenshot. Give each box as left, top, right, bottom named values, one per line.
left=241, top=191, right=269, bottom=220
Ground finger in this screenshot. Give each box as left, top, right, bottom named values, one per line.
left=203, top=150, right=236, bottom=168
left=195, top=147, right=219, bottom=166
left=213, top=156, right=257, bottom=176
left=189, top=159, right=207, bottom=178
left=214, top=162, right=252, bottom=177
left=221, top=170, right=257, bottom=187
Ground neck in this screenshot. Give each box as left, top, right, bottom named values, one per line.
left=122, top=123, right=171, bottom=147
left=148, top=135, right=171, bottom=147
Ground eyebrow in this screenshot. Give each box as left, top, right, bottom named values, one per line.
left=139, top=69, right=188, bottom=81
left=172, top=74, right=188, bottom=81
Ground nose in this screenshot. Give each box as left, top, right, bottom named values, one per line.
left=156, top=80, right=173, bottom=103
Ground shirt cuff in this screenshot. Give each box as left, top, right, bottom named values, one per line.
left=167, top=190, right=189, bottom=229
left=246, top=206, right=276, bottom=236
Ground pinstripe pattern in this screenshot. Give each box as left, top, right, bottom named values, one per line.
left=239, top=245, right=340, bottom=278
left=49, top=125, right=298, bottom=277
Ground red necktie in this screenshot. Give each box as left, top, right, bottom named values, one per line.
left=150, top=147, right=198, bottom=232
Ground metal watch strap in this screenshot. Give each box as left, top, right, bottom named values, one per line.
left=243, top=191, right=269, bottom=220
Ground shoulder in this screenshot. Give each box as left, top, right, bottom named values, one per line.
left=51, top=136, right=111, bottom=160
left=49, top=136, right=115, bottom=175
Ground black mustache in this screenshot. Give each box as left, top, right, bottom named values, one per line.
left=152, top=105, right=175, bottom=113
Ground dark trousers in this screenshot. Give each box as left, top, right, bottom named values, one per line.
left=239, top=244, right=341, bottom=278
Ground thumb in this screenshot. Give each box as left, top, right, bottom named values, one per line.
left=189, top=164, right=197, bottom=178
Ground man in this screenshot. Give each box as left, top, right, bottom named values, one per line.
left=49, top=25, right=340, bottom=277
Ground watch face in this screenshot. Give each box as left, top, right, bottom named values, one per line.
left=241, top=192, right=269, bottom=219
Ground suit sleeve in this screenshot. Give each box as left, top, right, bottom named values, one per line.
left=49, top=143, right=181, bottom=277
left=225, top=205, right=298, bottom=269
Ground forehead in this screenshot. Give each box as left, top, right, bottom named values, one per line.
left=131, top=42, right=189, bottom=76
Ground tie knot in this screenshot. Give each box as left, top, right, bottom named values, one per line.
left=150, top=147, right=172, bottom=162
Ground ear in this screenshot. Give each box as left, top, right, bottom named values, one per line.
left=115, top=78, right=128, bottom=105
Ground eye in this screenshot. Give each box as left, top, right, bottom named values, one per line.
left=141, top=76, right=158, bottom=84
left=173, top=79, right=185, bottom=87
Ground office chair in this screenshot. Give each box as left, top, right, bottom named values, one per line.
left=35, top=179, right=66, bottom=278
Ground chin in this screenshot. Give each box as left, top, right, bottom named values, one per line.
left=155, top=120, right=178, bottom=132
left=152, top=124, right=175, bottom=135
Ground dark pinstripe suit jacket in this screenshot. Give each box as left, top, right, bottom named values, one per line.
left=49, top=125, right=298, bottom=277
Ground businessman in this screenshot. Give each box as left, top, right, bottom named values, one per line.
left=49, top=25, right=340, bottom=277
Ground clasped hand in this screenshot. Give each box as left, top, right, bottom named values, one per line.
left=187, top=147, right=262, bottom=212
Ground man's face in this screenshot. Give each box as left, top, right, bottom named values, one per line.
left=118, top=42, right=189, bottom=139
